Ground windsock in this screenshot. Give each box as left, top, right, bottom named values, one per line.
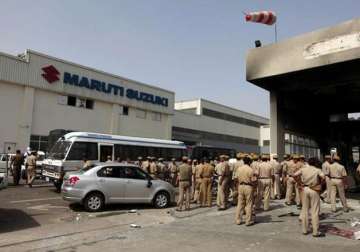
left=245, top=11, right=277, bottom=25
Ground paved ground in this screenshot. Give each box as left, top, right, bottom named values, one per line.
left=1, top=178, right=360, bottom=251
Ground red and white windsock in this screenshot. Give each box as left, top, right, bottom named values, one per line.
left=245, top=11, right=277, bottom=25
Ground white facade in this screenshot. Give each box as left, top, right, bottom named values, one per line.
left=0, top=50, right=174, bottom=153
left=173, top=99, right=269, bottom=153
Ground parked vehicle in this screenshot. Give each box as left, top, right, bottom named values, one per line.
left=43, top=132, right=187, bottom=191
left=62, top=163, right=176, bottom=212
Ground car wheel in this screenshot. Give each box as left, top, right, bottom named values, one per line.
left=154, top=191, right=169, bottom=208
left=84, top=192, right=104, bottom=212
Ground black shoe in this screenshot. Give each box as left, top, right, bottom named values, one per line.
left=312, top=232, right=325, bottom=238
left=285, top=202, right=291, bottom=206
left=343, top=208, right=349, bottom=213
left=302, top=232, right=309, bottom=235
left=297, top=205, right=302, bottom=210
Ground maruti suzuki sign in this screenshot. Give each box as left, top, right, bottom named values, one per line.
left=41, top=65, right=168, bottom=107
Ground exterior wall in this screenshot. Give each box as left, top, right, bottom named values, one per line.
left=173, top=98, right=270, bottom=153
left=260, top=125, right=270, bottom=154
left=0, top=50, right=174, bottom=152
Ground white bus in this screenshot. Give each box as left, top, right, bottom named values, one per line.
left=42, top=132, right=187, bottom=191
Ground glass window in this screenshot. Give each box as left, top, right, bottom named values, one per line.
left=67, top=96, right=76, bottom=106
left=123, top=106, right=129, bottom=115
left=48, top=141, right=72, bottom=160
left=77, top=98, right=86, bottom=108
left=136, top=109, right=146, bottom=119
left=67, top=142, right=98, bottom=160
left=97, top=166, right=126, bottom=178
left=86, top=99, right=94, bottom=109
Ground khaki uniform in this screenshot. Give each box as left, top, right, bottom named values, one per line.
left=141, top=160, right=150, bottom=173
left=270, top=159, right=282, bottom=199
left=177, top=163, right=192, bottom=210
left=149, top=162, right=157, bottom=179
left=156, top=162, right=166, bottom=180
left=234, top=164, right=256, bottom=225
left=256, top=161, right=273, bottom=211
left=192, top=164, right=202, bottom=203
left=321, top=161, right=331, bottom=203
left=168, top=162, right=178, bottom=186
left=199, top=163, right=215, bottom=207
left=294, top=166, right=324, bottom=235
left=26, top=155, right=37, bottom=186
left=11, top=154, right=23, bottom=185
left=215, top=162, right=222, bottom=206
left=285, top=160, right=301, bottom=205
left=232, top=160, right=244, bottom=205
left=329, top=162, right=348, bottom=212
left=217, top=161, right=231, bottom=209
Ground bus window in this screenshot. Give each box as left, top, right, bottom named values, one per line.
left=67, top=142, right=98, bottom=161
left=99, top=145, right=113, bottom=162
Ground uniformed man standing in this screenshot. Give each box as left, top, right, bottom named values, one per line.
left=232, top=153, right=244, bottom=205
left=271, top=154, right=282, bottom=200
left=294, top=158, right=325, bottom=237
left=168, top=158, right=178, bottom=186
left=26, top=151, right=37, bottom=187
left=256, top=155, right=274, bottom=211
left=149, top=157, right=158, bottom=179
left=141, top=156, right=151, bottom=173
left=192, top=159, right=202, bottom=204
left=284, top=155, right=301, bottom=206
left=321, top=155, right=332, bottom=203
left=217, top=155, right=231, bottom=210
left=329, top=155, right=349, bottom=212
left=10, top=150, right=23, bottom=186
left=234, top=156, right=257, bottom=226
left=281, top=154, right=291, bottom=198
left=156, top=158, right=166, bottom=180
left=176, top=156, right=192, bottom=211
left=199, top=158, right=215, bottom=207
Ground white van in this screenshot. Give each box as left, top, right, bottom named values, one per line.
left=42, top=132, right=187, bottom=191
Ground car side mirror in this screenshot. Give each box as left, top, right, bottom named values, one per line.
left=147, top=178, right=152, bottom=188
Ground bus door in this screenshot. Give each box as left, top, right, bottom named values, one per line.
left=99, top=144, right=114, bottom=162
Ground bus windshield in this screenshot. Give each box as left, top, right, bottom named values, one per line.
left=48, top=141, right=72, bottom=160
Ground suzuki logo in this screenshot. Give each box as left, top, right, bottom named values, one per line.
left=41, top=65, right=60, bottom=84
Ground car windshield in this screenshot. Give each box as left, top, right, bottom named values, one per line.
left=48, top=141, right=71, bottom=160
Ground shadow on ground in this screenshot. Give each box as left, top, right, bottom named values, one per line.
left=0, top=208, right=41, bottom=233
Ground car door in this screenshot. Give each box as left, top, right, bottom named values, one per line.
left=122, top=167, right=155, bottom=203
left=96, top=166, right=126, bottom=203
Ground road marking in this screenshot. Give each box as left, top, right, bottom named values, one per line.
left=27, top=204, right=68, bottom=211
left=10, top=197, right=61, bottom=204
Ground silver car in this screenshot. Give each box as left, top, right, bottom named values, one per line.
left=61, top=163, right=176, bottom=212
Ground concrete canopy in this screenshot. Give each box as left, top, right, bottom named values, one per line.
left=246, top=18, right=360, bottom=165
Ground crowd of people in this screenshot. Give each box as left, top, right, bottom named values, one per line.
left=124, top=153, right=359, bottom=238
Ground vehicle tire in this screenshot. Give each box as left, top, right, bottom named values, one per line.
left=153, top=191, right=170, bottom=209
left=84, top=192, right=104, bottom=212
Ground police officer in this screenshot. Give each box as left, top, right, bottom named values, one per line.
left=256, top=155, right=274, bottom=211
left=176, top=156, right=192, bottom=211
left=141, top=156, right=151, bottom=173
left=294, top=158, right=325, bottom=237
left=26, top=151, right=37, bottom=187
left=191, top=159, right=201, bottom=203
left=271, top=154, right=282, bottom=200
left=217, top=155, right=231, bottom=210
left=168, top=158, right=178, bottom=186
left=199, top=158, right=215, bottom=207
left=234, top=155, right=257, bottom=226
left=232, top=153, right=244, bottom=205
left=149, top=157, right=158, bottom=179
left=10, top=150, right=23, bottom=186
left=329, top=155, right=349, bottom=212
left=156, top=158, right=166, bottom=180
left=321, top=155, right=332, bottom=203
left=284, top=155, right=301, bottom=206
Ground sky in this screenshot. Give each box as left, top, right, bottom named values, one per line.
left=1, top=0, right=360, bottom=118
